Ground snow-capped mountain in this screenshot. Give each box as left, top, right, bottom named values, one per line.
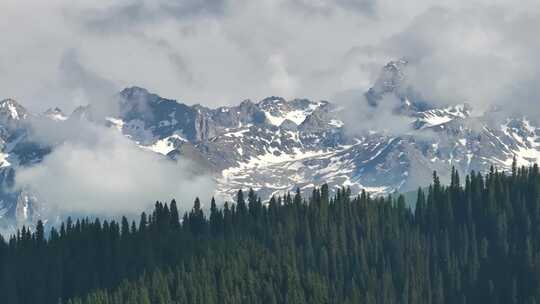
left=1, top=60, right=540, bottom=229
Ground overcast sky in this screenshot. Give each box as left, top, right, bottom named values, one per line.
left=1, top=0, right=540, bottom=115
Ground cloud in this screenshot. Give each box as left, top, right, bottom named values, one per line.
left=287, top=0, right=376, bottom=16
left=268, top=53, right=298, bottom=97
left=79, top=0, right=227, bottom=35
left=1, top=0, right=540, bottom=118
left=58, top=49, right=121, bottom=118
left=0, top=0, right=421, bottom=109
left=377, top=5, right=540, bottom=115
left=335, top=89, right=437, bottom=139
left=15, top=119, right=215, bottom=216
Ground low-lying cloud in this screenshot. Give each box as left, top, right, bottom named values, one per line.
left=15, top=119, right=215, bottom=216
left=378, top=5, right=540, bottom=116
left=335, top=90, right=438, bottom=140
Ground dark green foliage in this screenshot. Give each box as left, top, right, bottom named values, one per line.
left=2, top=164, right=540, bottom=303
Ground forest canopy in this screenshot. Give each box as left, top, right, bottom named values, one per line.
left=1, top=164, right=540, bottom=304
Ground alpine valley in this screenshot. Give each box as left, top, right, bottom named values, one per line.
left=1, top=60, right=539, bottom=229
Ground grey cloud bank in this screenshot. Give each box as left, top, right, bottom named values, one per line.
left=4, top=0, right=539, bottom=116
left=15, top=118, right=215, bottom=216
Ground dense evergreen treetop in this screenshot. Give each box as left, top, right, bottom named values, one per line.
left=2, top=163, right=540, bottom=303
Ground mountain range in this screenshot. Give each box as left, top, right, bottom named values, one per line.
left=1, top=60, right=539, bottom=229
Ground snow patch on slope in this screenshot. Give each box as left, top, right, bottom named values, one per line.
left=262, top=100, right=324, bottom=126
left=45, top=108, right=68, bottom=121
left=106, top=117, right=125, bottom=132
left=417, top=104, right=470, bottom=128
left=0, top=99, right=27, bottom=121
left=143, top=134, right=187, bottom=155
left=500, top=118, right=540, bottom=166
left=0, top=153, right=11, bottom=168
left=215, top=138, right=394, bottom=201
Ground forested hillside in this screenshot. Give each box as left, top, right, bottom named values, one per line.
left=2, top=163, right=540, bottom=303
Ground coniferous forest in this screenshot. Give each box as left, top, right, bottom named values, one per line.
left=2, top=164, right=540, bottom=303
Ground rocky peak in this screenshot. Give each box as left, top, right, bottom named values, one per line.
left=238, top=99, right=257, bottom=110
left=236, top=99, right=266, bottom=125
left=70, top=105, right=93, bottom=121
left=257, top=96, right=325, bottom=127
left=258, top=96, right=286, bottom=108
left=365, top=59, right=435, bottom=114
left=258, top=96, right=322, bottom=112
left=0, top=98, right=28, bottom=121
left=44, top=107, right=67, bottom=121
left=299, top=109, right=329, bottom=132
left=366, top=60, right=408, bottom=105
left=120, top=86, right=152, bottom=100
